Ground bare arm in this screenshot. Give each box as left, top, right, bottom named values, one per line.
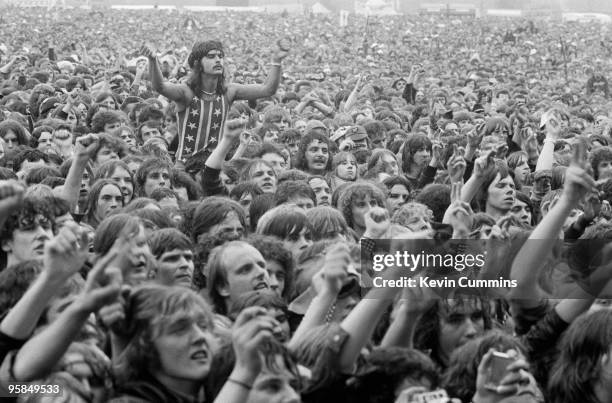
left=536, top=112, right=561, bottom=172
left=228, top=65, right=281, bottom=102
left=510, top=141, right=595, bottom=303
left=342, top=75, right=363, bottom=113
left=141, top=46, right=187, bottom=105
left=61, top=134, right=98, bottom=212
left=11, top=251, right=121, bottom=381
left=1, top=224, right=88, bottom=340
left=339, top=263, right=401, bottom=372
left=206, top=118, right=244, bottom=169
left=228, top=39, right=290, bottom=103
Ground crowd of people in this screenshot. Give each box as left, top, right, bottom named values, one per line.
left=2, top=4, right=612, bottom=402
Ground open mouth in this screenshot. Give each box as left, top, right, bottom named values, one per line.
left=190, top=349, right=209, bottom=361
left=254, top=282, right=269, bottom=290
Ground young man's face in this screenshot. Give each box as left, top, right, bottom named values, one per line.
left=152, top=307, right=216, bottom=385
left=598, top=160, right=612, bottom=181
left=437, top=299, right=485, bottom=365
left=305, top=139, right=329, bottom=173
left=156, top=248, right=195, bottom=288
left=220, top=244, right=270, bottom=303
left=119, top=128, right=137, bottom=147
left=144, top=168, right=170, bottom=197
left=486, top=173, right=516, bottom=213
left=308, top=178, right=331, bottom=206
left=200, top=50, right=224, bottom=76
left=36, top=131, right=54, bottom=152
left=261, top=153, right=286, bottom=175
left=3, top=215, right=54, bottom=264
left=110, top=166, right=134, bottom=204
left=388, top=184, right=410, bottom=214
left=351, top=195, right=383, bottom=229
left=141, top=125, right=161, bottom=143
left=95, top=184, right=123, bottom=222
left=510, top=198, right=532, bottom=227
left=104, top=121, right=121, bottom=133
left=95, top=146, right=119, bottom=167
left=250, top=163, right=277, bottom=194
left=199, top=211, right=245, bottom=243
left=266, top=259, right=286, bottom=297
left=247, top=354, right=301, bottom=403
left=3, top=130, right=18, bottom=149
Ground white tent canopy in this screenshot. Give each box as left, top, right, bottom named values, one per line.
left=311, top=2, right=331, bottom=14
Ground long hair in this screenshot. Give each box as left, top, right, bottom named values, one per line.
left=294, top=131, right=333, bottom=173
left=548, top=310, right=612, bottom=403
left=186, top=41, right=227, bottom=96
left=472, top=159, right=511, bottom=213
left=413, top=296, right=494, bottom=368
left=84, top=179, right=124, bottom=228
left=114, top=285, right=215, bottom=384
left=337, top=181, right=386, bottom=230
left=443, top=329, right=526, bottom=402
left=256, top=204, right=312, bottom=241
left=191, top=196, right=246, bottom=242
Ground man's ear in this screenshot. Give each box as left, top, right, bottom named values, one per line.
left=1, top=239, right=12, bottom=254
left=216, top=283, right=230, bottom=298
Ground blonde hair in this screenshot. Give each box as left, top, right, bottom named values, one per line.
left=114, top=285, right=215, bottom=383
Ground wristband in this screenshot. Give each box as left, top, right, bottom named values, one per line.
left=228, top=378, right=252, bottom=390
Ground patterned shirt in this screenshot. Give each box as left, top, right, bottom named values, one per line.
left=175, top=93, right=229, bottom=162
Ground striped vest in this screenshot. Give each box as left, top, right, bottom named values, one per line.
left=175, top=93, right=229, bottom=162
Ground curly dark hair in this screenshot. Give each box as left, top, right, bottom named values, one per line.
left=186, top=40, right=227, bottom=96
left=245, top=234, right=294, bottom=301
left=414, top=296, right=494, bottom=369
left=590, top=146, right=612, bottom=180
left=294, top=131, right=333, bottom=173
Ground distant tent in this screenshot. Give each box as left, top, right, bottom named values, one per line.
left=311, top=2, right=331, bottom=14
left=366, top=0, right=386, bottom=7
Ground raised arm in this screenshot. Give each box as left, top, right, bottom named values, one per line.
left=288, top=243, right=349, bottom=350
left=227, top=38, right=290, bottom=103
left=339, top=255, right=402, bottom=372
left=206, top=118, right=245, bottom=170
left=380, top=285, right=435, bottom=349
left=1, top=224, right=88, bottom=340
left=342, top=74, right=365, bottom=113
left=214, top=307, right=280, bottom=403
left=141, top=45, right=188, bottom=105
left=61, top=134, right=98, bottom=212
left=509, top=140, right=596, bottom=303
left=460, top=150, right=496, bottom=204
left=535, top=112, right=560, bottom=172
left=11, top=248, right=122, bottom=381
